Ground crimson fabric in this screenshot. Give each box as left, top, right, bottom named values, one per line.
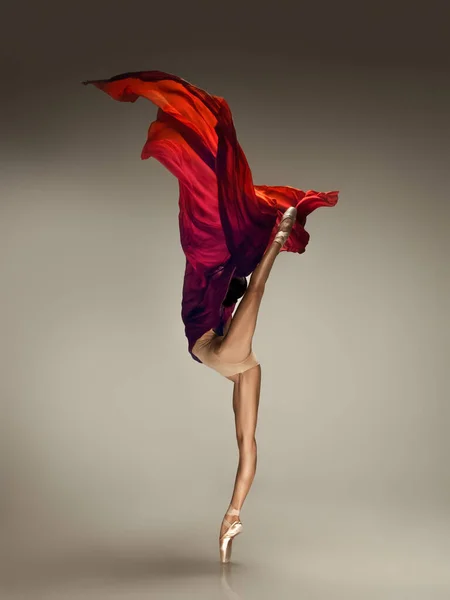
left=82, top=71, right=339, bottom=362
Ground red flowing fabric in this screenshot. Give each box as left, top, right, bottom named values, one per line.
left=82, top=71, right=339, bottom=361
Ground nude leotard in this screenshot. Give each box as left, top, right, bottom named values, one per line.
left=192, top=329, right=259, bottom=378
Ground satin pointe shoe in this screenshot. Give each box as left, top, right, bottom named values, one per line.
left=273, top=206, right=297, bottom=247
left=219, top=505, right=243, bottom=563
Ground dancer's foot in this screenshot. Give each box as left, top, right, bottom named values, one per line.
left=273, top=206, right=297, bottom=247
left=219, top=504, right=243, bottom=563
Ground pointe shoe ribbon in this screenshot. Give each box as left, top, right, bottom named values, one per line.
left=221, top=506, right=241, bottom=530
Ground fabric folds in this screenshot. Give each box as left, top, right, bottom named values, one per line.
left=82, top=71, right=339, bottom=361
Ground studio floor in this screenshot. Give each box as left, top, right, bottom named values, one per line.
left=2, top=498, right=449, bottom=600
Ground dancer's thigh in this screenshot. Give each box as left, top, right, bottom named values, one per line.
left=215, top=288, right=263, bottom=363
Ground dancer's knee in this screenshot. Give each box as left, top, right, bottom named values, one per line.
left=237, top=435, right=257, bottom=452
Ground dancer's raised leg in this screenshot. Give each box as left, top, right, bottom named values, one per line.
left=215, top=207, right=297, bottom=363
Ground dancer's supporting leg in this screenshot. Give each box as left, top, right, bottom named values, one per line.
left=219, top=362, right=261, bottom=538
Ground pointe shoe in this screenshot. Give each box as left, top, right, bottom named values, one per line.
left=219, top=505, right=243, bottom=563
left=273, top=206, right=297, bottom=247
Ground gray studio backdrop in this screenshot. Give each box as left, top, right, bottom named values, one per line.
left=1, top=29, right=449, bottom=597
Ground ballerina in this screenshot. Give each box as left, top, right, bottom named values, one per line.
left=82, top=71, right=339, bottom=562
